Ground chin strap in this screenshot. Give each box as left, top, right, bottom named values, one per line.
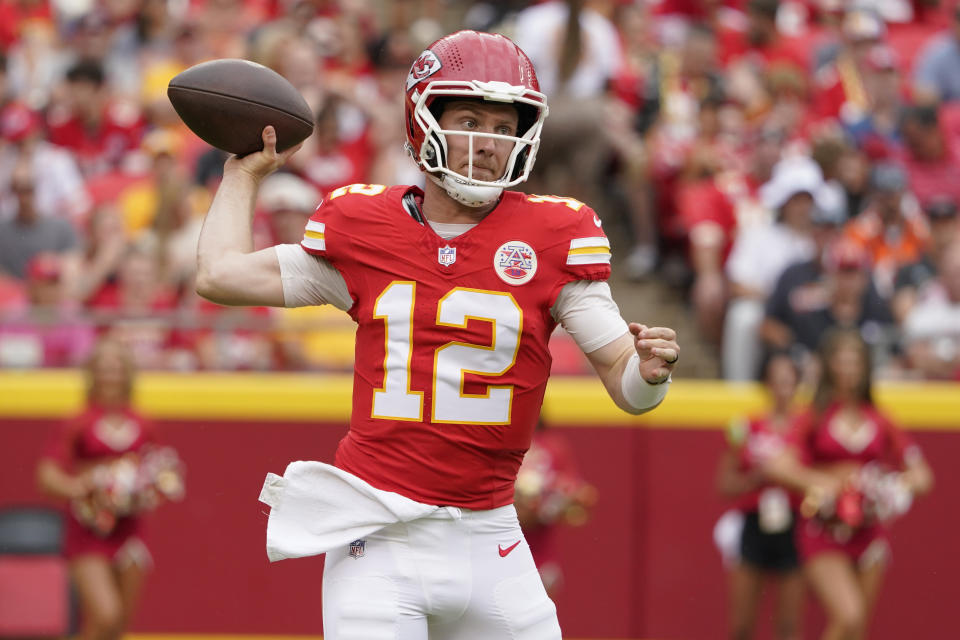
left=428, top=173, right=504, bottom=208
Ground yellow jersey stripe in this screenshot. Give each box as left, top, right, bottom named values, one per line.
left=568, top=246, right=611, bottom=256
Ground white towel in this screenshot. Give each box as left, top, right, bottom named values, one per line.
left=258, top=461, right=441, bottom=562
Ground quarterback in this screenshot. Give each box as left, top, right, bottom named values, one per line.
left=196, top=30, right=679, bottom=640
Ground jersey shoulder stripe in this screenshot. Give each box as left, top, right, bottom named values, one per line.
left=302, top=220, right=326, bottom=252
left=567, top=236, right=611, bottom=265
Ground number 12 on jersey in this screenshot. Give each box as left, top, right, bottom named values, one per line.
left=372, top=282, right=522, bottom=425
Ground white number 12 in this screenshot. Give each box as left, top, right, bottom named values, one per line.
left=372, top=282, right=522, bottom=425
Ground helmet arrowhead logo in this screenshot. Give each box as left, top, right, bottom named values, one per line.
left=406, top=50, right=442, bottom=91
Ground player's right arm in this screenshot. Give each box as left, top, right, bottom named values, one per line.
left=195, top=126, right=301, bottom=306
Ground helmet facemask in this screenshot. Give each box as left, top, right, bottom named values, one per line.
left=408, top=80, right=548, bottom=207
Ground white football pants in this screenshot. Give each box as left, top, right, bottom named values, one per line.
left=321, top=504, right=562, bottom=640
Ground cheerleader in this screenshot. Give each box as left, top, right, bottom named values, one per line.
left=36, top=336, right=183, bottom=640
left=715, top=351, right=803, bottom=640
left=765, top=329, right=933, bottom=640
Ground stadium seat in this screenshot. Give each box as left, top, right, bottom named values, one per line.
left=0, top=506, right=70, bottom=638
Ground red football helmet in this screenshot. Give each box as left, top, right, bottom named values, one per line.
left=404, top=30, right=549, bottom=207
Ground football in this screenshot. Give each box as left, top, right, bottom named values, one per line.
left=167, top=58, right=314, bottom=156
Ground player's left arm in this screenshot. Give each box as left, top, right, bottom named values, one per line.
left=552, top=280, right=678, bottom=415
left=585, top=326, right=678, bottom=415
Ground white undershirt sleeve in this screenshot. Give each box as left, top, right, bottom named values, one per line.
left=550, top=280, right=629, bottom=353
left=274, top=243, right=353, bottom=311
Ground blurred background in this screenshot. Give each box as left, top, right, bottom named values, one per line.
left=0, top=0, right=958, bottom=638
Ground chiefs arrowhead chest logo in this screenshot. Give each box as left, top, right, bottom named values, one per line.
left=494, top=240, right=538, bottom=285
left=406, top=50, right=442, bottom=91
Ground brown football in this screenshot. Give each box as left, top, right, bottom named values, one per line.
left=167, top=59, right=314, bottom=156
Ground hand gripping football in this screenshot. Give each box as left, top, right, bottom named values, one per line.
left=167, top=58, right=315, bottom=156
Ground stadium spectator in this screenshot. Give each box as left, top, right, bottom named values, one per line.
left=134, top=0, right=189, bottom=57
left=46, top=59, right=145, bottom=176
left=64, top=9, right=142, bottom=97
left=604, top=0, right=661, bottom=280
left=811, top=7, right=887, bottom=122
left=292, top=95, right=374, bottom=197
left=133, top=130, right=203, bottom=286
left=512, top=0, right=623, bottom=99
left=715, top=351, right=803, bottom=640
left=513, top=0, right=624, bottom=211
left=0, top=161, right=80, bottom=280
left=762, top=234, right=893, bottom=380
left=842, top=162, right=929, bottom=298
left=676, top=91, right=744, bottom=343
left=901, top=239, right=960, bottom=380
left=0, top=252, right=94, bottom=368
left=717, top=0, right=807, bottom=79
left=765, top=329, right=934, bottom=640
left=647, top=21, right=724, bottom=256
left=912, top=5, right=960, bottom=104
left=4, top=16, right=61, bottom=109
left=758, top=63, right=815, bottom=144
left=0, top=100, right=91, bottom=222
left=841, top=43, right=905, bottom=158
left=88, top=248, right=179, bottom=370
left=891, top=195, right=960, bottom=323
left=66, top=205, right=128, bottom=306
left=365, top=28, right=427, bottom=188
left=257, top=172, right=320, bottom=246
left=830, top=139, right=872, bottom=219
left=897, top=104, right=960, bottom=209
left=35, top=337, right=158, bottom=640
left=194, top=0, right=264, bottom=60
left=722, top=155, right=822, bottom=380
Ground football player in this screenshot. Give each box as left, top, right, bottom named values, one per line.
left=196, top=30, right=679, bottom=639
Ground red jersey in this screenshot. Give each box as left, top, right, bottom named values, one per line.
left=300, top=185, right=612, bottom=509
left=44, top=405, right=154, bottom=558
left=897, top=146, right=960, bottom=210
left=44, top=406, right=152, bottom=469
left=787, top=403, right=917, bottom=469
left=729, top=415, right=797, bottom=512
left=46, top=100, right=145, bottom=175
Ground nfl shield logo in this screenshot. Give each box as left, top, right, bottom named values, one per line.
left=438, top=245, right=456, bottom=266
left=349, top=539, right=365, bottom=559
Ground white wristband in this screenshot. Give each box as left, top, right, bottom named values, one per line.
left=620, top=352, right=670, bottom=411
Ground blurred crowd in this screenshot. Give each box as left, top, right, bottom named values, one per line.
left=1, top=0, right=959, bottom=382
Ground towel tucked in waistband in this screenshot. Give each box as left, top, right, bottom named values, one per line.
left=258, top=461, right=441, bottom=562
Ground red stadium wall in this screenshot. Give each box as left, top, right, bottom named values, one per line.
left=1, top=373, right=957, bottom=639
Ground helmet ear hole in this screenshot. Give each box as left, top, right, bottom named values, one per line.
left=407, top=114, right=416, bottom=140
left=424, top=131, right=445, bottom=169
